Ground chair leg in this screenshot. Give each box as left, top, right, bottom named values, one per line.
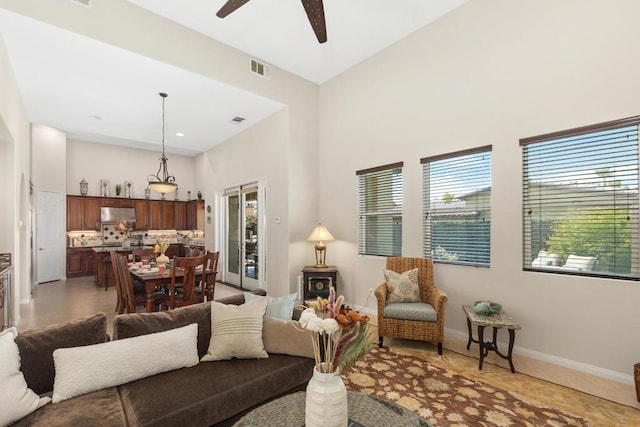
left=378, top=336, right=383, bottom=348
left=437, top=342, right=443, bottom=355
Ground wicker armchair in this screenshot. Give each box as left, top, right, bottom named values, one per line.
left=375, top=257, right=448, bottom=354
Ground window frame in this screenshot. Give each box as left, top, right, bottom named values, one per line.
left=521, top=115, right=640, bottom=281
left=421, top=145, right=493, bottom=267
left=356, top=162, right=404, bottom=257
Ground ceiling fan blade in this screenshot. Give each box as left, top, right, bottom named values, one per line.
left=301, top=0, right=327, bottom=43
left=216, top=0, right=251, bottom=18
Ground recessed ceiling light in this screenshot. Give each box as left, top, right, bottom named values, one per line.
left=88, top=114, right=102, bottom=120
left=176, top=132, right=184, bottom=137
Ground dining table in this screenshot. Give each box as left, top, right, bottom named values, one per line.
left=130, top=266, right=213, bottom=313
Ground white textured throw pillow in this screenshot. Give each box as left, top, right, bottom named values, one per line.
left=384, top=268, right=421, bottom=303
left=0, top=328, right=50, bottom=426
left=201, top=297, right=269, bottom=361
left=52, top=323, right=199, bottom=403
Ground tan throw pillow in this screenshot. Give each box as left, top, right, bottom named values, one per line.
left=384, top=268, right=420, bottom=303
left=201, top=298, right=269, bottom=361
left=262, top=315, right=315, bottom=359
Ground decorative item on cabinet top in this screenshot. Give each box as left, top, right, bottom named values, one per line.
left=100, top=179, right=110, bottom=197
left=80, top=179, right=88, bottom=196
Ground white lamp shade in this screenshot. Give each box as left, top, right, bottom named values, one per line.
left=149, top=181, right=178, bottom=194
left=307, top=224, right=335, bottom=242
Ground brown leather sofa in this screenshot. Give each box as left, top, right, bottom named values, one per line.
left=13, top=292, right=314, bottom=426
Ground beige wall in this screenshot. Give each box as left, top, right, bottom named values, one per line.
left=0, top=32, right=30, bottom=322
left=66, top=139, right=196, bottom=200
left=319, top=0, right=640, bottom=380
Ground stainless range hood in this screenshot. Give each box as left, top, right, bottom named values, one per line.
left=100, top=207, right=136, bottom=224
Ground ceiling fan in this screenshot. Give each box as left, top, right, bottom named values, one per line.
left=216, top=0, right=327, bottom=43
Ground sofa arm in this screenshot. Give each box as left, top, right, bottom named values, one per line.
left=215, top=288, right=266, bottom=306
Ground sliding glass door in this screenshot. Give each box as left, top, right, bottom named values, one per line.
left=223, top=183, right=260, bottom=290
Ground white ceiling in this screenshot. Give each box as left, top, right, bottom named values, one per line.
left=0, top=0, right=467, bottom=156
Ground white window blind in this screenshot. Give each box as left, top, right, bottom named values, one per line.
left=357, top=162, right=403, bottom=257
left=521, top=116, right=640, bottom=280
left=422, top=146, right=492, bottom=266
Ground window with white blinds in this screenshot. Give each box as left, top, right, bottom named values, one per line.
left=356, top=162, right=403, bottom=257
left=521, top=116, right=640, bottom=280
left=422, top=146, right=492, bottom=266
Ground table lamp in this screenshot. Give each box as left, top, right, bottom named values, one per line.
left=307, top=224, right=334, bottom=268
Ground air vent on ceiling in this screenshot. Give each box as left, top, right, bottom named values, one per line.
left=250, top=58, right=271, bottom=79
left=69, top=0, right=91, bottom=7
left=231, top=117, right=246, bottom=124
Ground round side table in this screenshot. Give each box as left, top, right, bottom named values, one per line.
left=233, top=391, right=431, bottom=427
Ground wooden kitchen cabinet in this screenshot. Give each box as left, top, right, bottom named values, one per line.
left=134, top=200, right=149, bottom=230
left=85, top=198, right=102, bottom=230
left=148, top=201, right=164, bottom=229
left=66, top=248, right=96, bottom=278
left=163, top=201, right=175, bottom=229
left=67, top=196, right=84, bottom=230
left=67, top=196, right=101, bottom=231
left=174, top=202, right=187, bottom=230
left=186, top=200, right=204, bottom=230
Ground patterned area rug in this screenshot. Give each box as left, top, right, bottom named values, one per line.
left=342, top=347, right=588, bottom=426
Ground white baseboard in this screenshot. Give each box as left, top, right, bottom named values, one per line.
left=445, top=327, right=634, bottom=385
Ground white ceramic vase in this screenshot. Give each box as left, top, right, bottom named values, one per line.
left=305, top=363, right=348, bottom=427
left=156, top=253, right=169, bottom=266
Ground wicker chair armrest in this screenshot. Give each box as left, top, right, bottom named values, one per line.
left=429, top=286, right=448, bottom=313
left=374, top=283, right=388, bottom=315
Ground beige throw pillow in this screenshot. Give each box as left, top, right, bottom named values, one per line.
left=201, top=297, right=269, bottom=361
left=262, top=315, right=315, bottom=359
left=384, top=268, right=420, bottom=303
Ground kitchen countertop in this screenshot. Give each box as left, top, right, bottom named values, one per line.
left=91, top=245, right=155, bottom=253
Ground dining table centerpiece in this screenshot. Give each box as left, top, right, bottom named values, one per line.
left=154, top=239, right=170, bottom=266
left=299, top=287, right=373, bottom=427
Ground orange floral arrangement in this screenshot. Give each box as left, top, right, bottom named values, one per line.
left=299, top=287, right=373, bottom=373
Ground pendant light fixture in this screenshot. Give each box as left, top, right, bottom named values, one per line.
left=148, top=92, right=177, bottom=195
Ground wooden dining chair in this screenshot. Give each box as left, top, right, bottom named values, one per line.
left=205, top=250, right=220, bottom=301
left=109, top=251, right=126, bottom=314
left=132, top=248, right=155, bottom=263
left=113, top=251, right=167, bottom=313
left=167, top=254, right=208, bottom=309
left=185, top=246, right=205, bottom=257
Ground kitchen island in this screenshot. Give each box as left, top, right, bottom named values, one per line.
left=90, top=244, right=204, bottom=289
left=92, top=245, right=154, bottom=289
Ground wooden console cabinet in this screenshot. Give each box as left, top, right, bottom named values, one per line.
left=301, top=266, right=338, bottom=300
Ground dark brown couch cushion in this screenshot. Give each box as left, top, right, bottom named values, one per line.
left=12, top=387, right=126, bottom=427
left=15, top=313, right=109, bottom=395
left=118, top=354, right=314, bottom=427
left=112, top=290, right=266, bottom=358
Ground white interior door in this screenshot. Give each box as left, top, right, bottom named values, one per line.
left=36, top=190, right=62, bottom=283
left=223, top=183, right=261, bottom=290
